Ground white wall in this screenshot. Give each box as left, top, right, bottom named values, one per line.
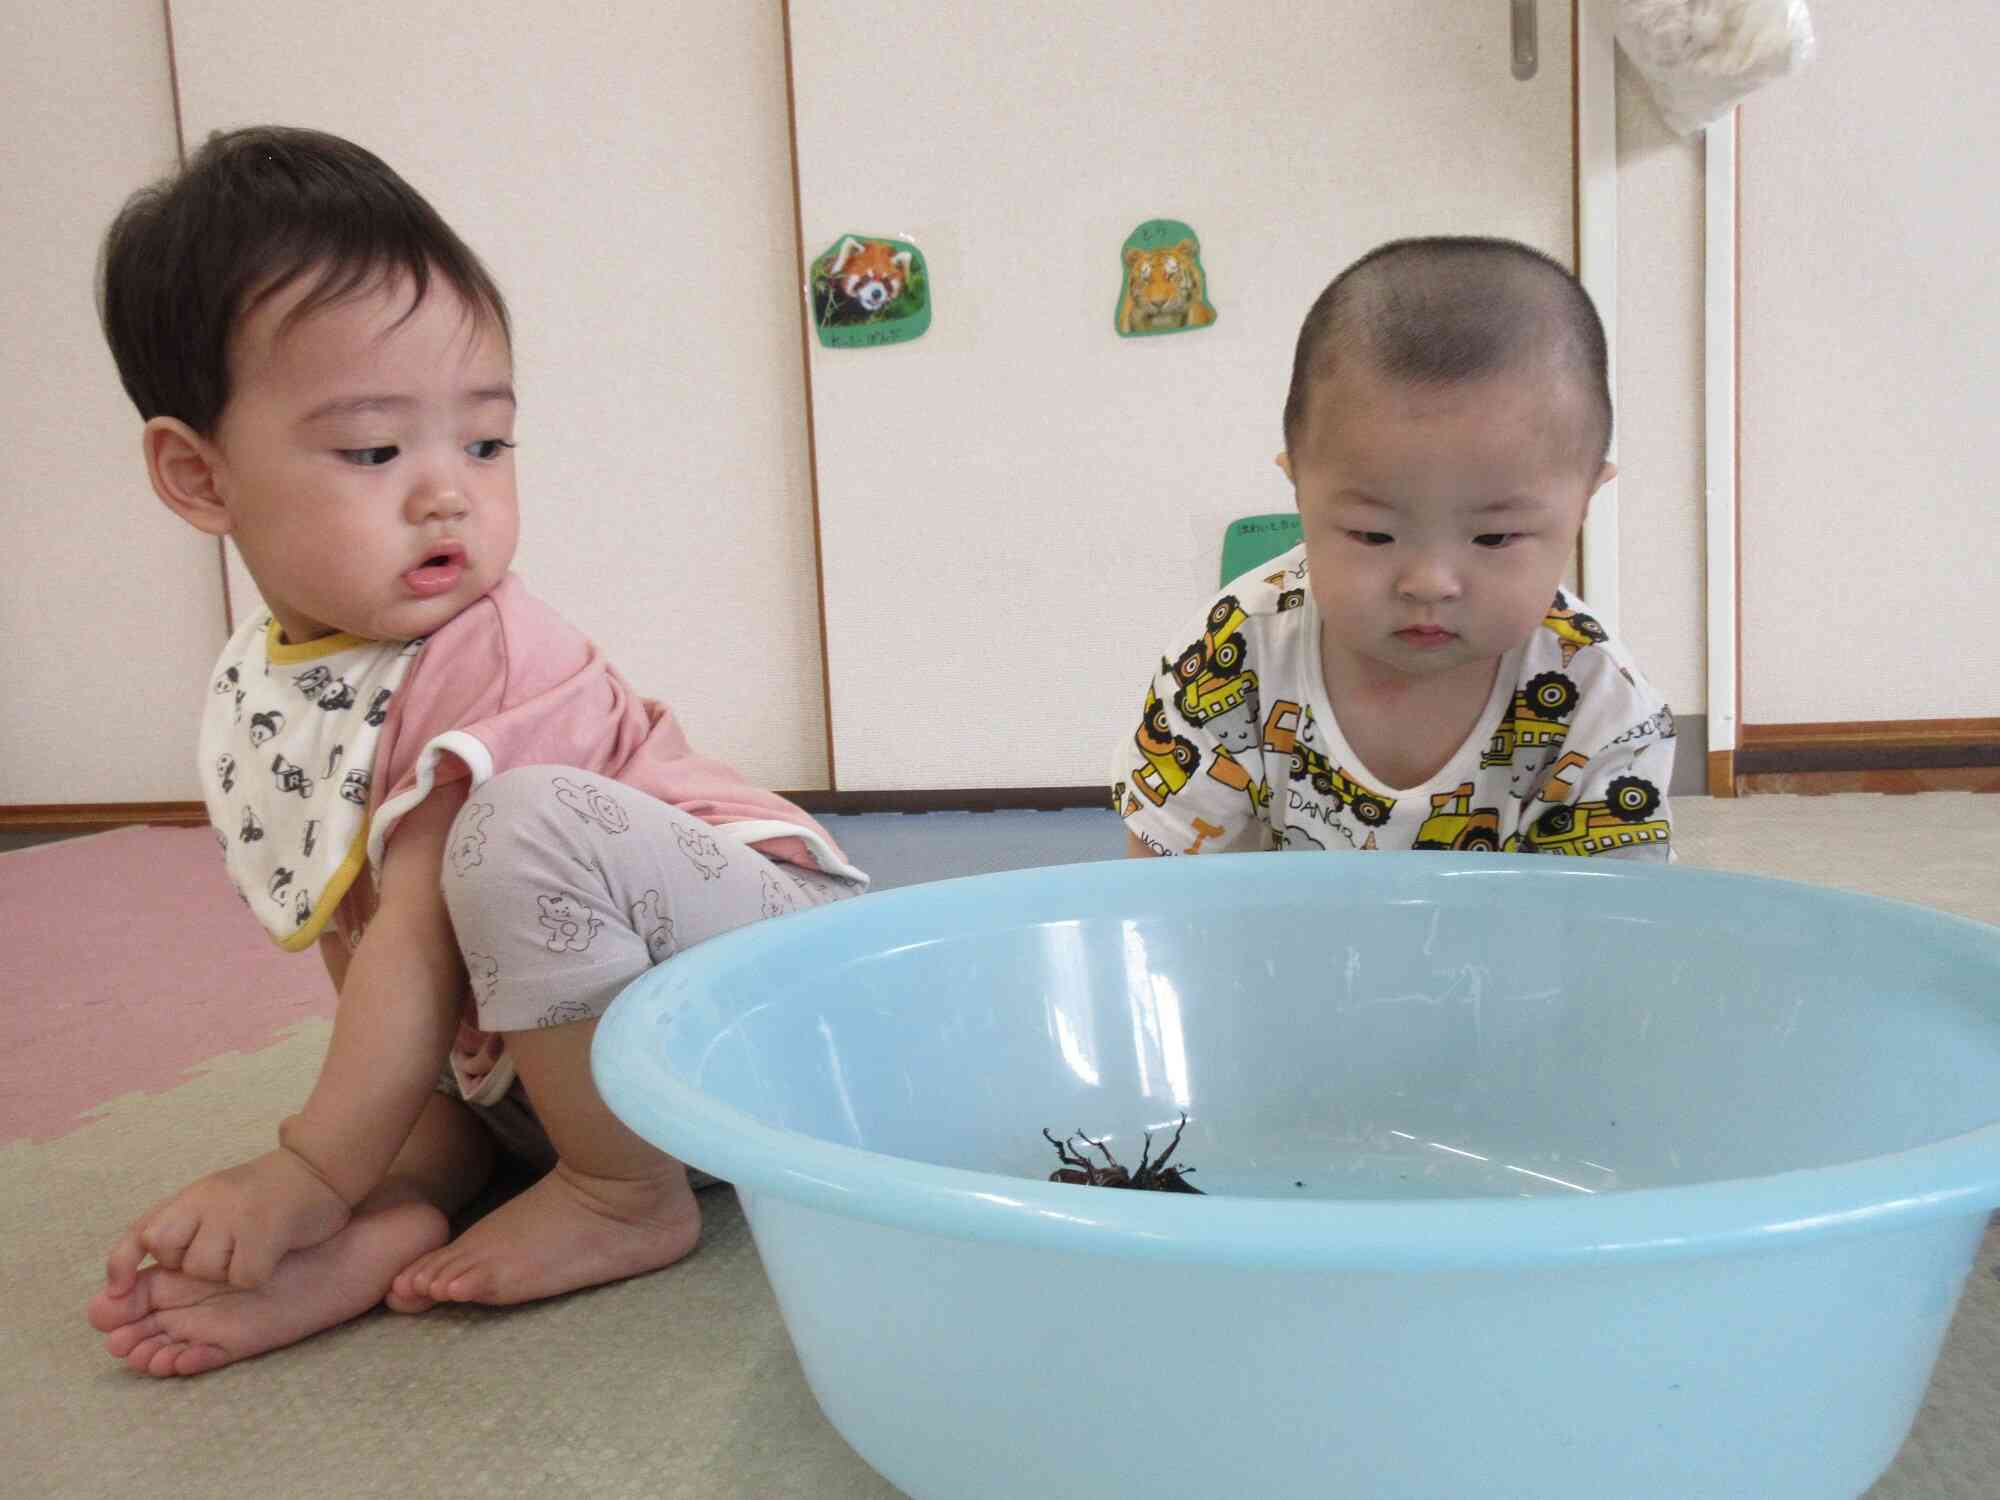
left=793, top=1, right=1576, bottom=790
left=0, top=1, right=223, bottom=803
left=1612, top=52, right=1707, bottom=719
left=35, top=8, right=1950, bottom=809
left=174, top=0, right=832, bottom=791
left=1606, top=7, right=2000, bottom=738
left=1738, top=3, right=1998, bottom=722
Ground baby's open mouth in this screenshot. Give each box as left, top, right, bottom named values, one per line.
left=403, top=545, right=466, bottom=595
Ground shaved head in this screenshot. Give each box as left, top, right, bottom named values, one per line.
left=1283, top=237, right=1611, bottom=473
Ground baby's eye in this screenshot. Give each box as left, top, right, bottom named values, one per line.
left=1346, top=530, right=1394, bottom=547
left=467, top=438, right=517, bottom=461
left=1473, top=532, right=1522, bottom=548
left=339, top=446, right=398, bottom=467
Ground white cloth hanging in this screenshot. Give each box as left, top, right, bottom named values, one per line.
left=1616, top=0, right=1816, bottom=136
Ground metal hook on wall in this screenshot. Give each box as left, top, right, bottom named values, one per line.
left=1511, top=0, right=1539, bottom=80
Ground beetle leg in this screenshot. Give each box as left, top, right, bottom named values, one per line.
left=1044, top=1128, right=1095, bottom=1176
left=1134, top=1128, right=1158, bottom=1180
left=1042, top=1127, right=1073, bottom=1169
left=1083, top=1133, right=1122, bottom=1173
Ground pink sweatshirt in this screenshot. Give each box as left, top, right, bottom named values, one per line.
left=335, top=574, right=851, bottom=941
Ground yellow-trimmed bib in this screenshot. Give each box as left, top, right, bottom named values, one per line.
left=197, top=612, right=419, bottom=950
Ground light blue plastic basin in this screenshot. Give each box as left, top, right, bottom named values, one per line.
left=593, top=853, right=2000, bottom=1500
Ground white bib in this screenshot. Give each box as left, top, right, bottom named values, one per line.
left=197, top=612, right=419, bottom=950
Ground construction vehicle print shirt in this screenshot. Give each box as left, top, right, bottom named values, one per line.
left=1111, top=546, right=1676, bottom=861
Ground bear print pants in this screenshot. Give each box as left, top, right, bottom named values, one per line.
left=435, top=765, right=862, bottom=1165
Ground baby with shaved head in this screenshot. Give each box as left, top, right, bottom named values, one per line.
left=1284, top=236, right=1612, bottom=475
left=1115, top=236, right=1675, bottom=863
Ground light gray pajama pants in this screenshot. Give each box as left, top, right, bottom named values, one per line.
left=435, top=765, right=862, bottom=1166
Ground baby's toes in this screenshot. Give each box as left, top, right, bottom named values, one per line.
left=413, top=1247, right=491, bottom=1303
left=393, top=1247, right=452, bottom=1301
left=100, top=1312, right=164, bottom=1358
left=434, top=1260, right=497, bottom=1303
left=382, top=1285, right=436, bottom=1315
left=167, top=1342, right=229, bottom=1377
left=122, top=1333, right=180, bottom=1376
left=127, top=1331, right=226, bottom=1378
left=86, top=1283, right=149, bottom=1336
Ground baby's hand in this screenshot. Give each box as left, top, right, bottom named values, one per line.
left=104, top=1148, right=351, bottom=1294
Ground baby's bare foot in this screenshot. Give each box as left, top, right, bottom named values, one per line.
left=85, top=1202, right=447, bottom=1377
left=389, top=1161, right=700, bottom=1307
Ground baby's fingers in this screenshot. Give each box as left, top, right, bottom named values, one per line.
left=103, top=1229, right=151, bottom=1295
left=103, top=1193, right=177, bottom=1293
left=179, top=1219, right=238, bottom=1286
left=135, top=1198, right=202, bottom=1276
left=226, top=1231, right=281, bottom=1290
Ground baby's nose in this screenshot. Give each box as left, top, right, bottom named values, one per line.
left=411, top=483, right=470, bottom=522
left=1395, top=556, right=1462, bottom=602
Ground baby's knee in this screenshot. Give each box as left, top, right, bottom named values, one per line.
left=446, top=767, right=581, bottom=872
left=455, top=766, right=555, bottom=839
left=440, top=767, right=597, bottom=933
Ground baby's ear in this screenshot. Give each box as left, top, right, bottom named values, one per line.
left=1575, top=461, right=1617, bottom=527
left=1273, top=451, right=1294, bottom=483
left=143, top=417, right=232, bottom=536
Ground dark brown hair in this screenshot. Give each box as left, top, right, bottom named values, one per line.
left=1282, top=236, right=1611, bottom=471
left=98, top=125, right=510, bottom=435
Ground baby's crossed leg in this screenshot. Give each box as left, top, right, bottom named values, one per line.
left=442, top=766, right=848, bottom=1035
left=88, top=1084, right=496, bottom=1376
left=89, top=770, right=854, bottom=1372
left=392, top=766, right=857, bottom=1309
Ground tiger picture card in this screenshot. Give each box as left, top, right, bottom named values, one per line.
left=1116, top=219, right=1218, bottom=337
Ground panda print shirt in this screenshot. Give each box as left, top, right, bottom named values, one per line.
left=1111, top=545, right=1677, bottom=862
left=197, top=612, right=417, bottom=950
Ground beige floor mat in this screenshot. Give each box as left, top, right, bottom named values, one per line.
left=8, top=794, right=1997, bottom=1498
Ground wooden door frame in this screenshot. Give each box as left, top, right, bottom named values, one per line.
left=1575, top=0, right=1620, bottom=632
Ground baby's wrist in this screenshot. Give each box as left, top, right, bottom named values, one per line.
left=275, top=1115, right=369, bottom=1207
